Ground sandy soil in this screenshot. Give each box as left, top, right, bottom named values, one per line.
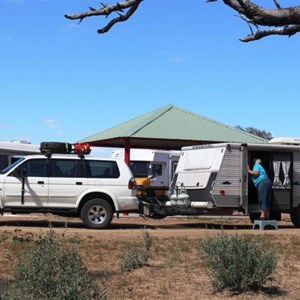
left=0, top=213, right=300, bottom=299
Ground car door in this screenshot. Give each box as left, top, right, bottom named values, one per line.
left=3, top=158, right=48, bottom=207
left=47, top=158, right=88, bottom=207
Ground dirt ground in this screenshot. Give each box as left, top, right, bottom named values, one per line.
left=0, top=213, right=300, bottom=299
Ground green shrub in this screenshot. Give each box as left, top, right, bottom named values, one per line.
left=142, top=227, right=153, bottom=251
left=2, top=230, right=106, bottom=300
left=121, top=229, right=153, bottom=272
left=121, top=244, right=149, bottom=271
left=200, top=233, right=277, bottom=293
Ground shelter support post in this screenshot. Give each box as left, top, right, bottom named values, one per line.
left=124, top=138, right=130, bottom=165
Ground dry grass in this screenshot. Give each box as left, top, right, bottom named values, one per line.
left=0, top=215, right=300, bottom=299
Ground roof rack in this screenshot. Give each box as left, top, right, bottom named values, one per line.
left=40, top=142, right=91, bottom=155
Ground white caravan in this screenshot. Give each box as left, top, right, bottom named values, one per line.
left=163, top=138, right=300, bottom=227
left=0, top=141, right=39, bottom=170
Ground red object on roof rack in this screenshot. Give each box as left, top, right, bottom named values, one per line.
left=73, top=143, right=91, bottom=154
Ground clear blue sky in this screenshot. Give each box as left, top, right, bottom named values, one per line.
left=1, top=0, right=299, bottom=156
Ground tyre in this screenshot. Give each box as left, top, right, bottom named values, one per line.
left=290, top=205, right=300, bottom=228
left=81, top=198, right=114, bottom=229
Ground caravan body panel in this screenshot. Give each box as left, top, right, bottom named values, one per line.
left=212, top=145, right=246, bottom=208
left=169, top=143, right=247, bottom=210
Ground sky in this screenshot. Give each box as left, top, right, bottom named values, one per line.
left=1, top=0, right=300, bottom=157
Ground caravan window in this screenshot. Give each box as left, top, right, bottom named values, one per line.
left=172, top=161, right=178, bottom=178
left=129, top=161, right=150, bottom=178
left=183, top=148, right=225, bottom=170
left=150, top=163, right=163, bottom=177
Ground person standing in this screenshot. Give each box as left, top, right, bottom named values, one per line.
left=247, top=159, right=272, bottom=220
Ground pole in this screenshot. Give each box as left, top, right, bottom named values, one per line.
left=124, top=138, right=130, bottom=165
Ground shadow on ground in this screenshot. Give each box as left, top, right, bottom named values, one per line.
left=0, top=218, right=295, bottom=231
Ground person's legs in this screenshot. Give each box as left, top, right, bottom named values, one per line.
left=265, top=178, right=272, bottom=219
left=257, top=179, right=270, bottom=219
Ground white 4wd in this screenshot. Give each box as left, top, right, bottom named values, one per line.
left=0, top=154, right=138, bottom=229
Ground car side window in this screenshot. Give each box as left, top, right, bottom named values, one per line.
left=50, top=159, right=84, bottom=177
left=85, top=160, right=120, bottom=178
left=18, top=159, right=48, bottom=177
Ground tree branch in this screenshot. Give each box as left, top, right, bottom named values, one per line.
left=240, top=24, right=300, bottom=42
left=223, top=0, right=300, bottom=27
left=221, top=0, right=300, bottom=41
left=64, top=0, right=143, bottom=34
left=97, top=3, right=141, bottom=34
left=64, top=0, right=300, bottom=42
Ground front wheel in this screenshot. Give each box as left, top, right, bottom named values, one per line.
left=290, top=205, right=300, bottom=228
left=81, top=198, right=114, bottom=229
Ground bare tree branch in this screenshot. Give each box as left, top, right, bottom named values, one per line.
left=223, top=0, right=300, bottom=27
left=222, top=0, right=300, bottom=41
left=273, top=0, right=282, bottom=10
left=64, top=0, right=143, bottom=34
left=240, top=24, right=300, bottom=42
left=64, top=0, right=300, bottom=42
left=97, top=2, right=141, bottom=34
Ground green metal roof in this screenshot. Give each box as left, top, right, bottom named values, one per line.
left=79, top=104, right=267, bottom=149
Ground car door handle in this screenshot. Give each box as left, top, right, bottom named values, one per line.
left=76, top=182, right=83, bottom=185
left=37, top=181, right=44, bottom=184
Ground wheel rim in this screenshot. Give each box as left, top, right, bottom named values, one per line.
left=87, top=204, right=107, bottom=225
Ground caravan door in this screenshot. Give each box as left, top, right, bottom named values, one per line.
left=212, top=144, right=248, bottom=212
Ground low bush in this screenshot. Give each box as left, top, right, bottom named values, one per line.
left=121, top=228, right=153, bottom=272
left=1, top=230, right=106, bottom=300
left=200, top=233, right=277, bottom=293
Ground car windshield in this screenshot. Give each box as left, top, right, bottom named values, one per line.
left=1, top=157, right=25, bottom=174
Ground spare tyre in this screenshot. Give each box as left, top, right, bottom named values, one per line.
left=40, top=142, right=72, bottom=154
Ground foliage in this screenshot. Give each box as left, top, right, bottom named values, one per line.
left=121, top=228, right=153, bottom=272
left=200, top=233, right=277, bottom=293
left=1, top=230, right=106, bottom=300
left=236, top=125, right=273, bottom=140
left=142, top=227, right=153, bottom=251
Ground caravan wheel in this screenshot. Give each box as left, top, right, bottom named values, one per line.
left=290, top=205, right=300, bottom=228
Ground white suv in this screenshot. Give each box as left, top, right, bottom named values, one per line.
left=0, top=153, right=138, bottom=229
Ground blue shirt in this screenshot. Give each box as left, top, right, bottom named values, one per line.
left=252, top=163, right=267, bottom=186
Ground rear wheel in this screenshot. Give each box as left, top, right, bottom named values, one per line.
left=290, top=205, right=300, bottom=228
left=81, top=198, right=114, bottom=229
